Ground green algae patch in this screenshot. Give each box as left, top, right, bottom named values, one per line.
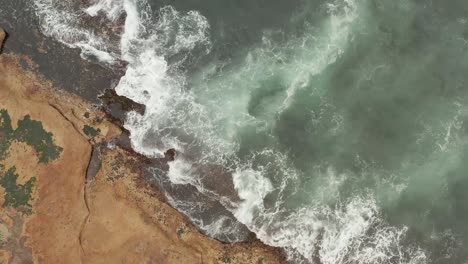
left=0, top=109, right=13, bottom=135
left=0, top=109, right=63, bottom=163
left=0, top=167, right=36, bottom=215
left=0, top=110, right=60, bottom=215
left=83, top=125, right=101, bottom=139
left=14, top=115, right=63, bottom=163
left=0, top=109, right=14, bottom=159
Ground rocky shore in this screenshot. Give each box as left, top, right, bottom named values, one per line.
left=0, top=29, right=286, bottom=263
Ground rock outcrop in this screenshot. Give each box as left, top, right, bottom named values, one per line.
left=0, top=53, right=286, bottom=263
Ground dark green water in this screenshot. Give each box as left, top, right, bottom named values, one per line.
left=180, top=1, right=468, bottom=262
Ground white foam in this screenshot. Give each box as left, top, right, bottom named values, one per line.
left=85, top=0, right=124, bottom=21
left=164, top=191, right=249, bottom=241
left=167, top=158, right=196, bottom=185
left=281, top=0, right=359, bottom=111
left=33, top=0, right=117, bottom=64
left=248, top=196, right=427, bottom=264
left=76, top=42, right=116, bottom=63
left=232, top=169, right=274, bottom=224
left=116, top=1, right=213, bottom=157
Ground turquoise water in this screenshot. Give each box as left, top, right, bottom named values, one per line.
left=32, top=0, right=468, bottom=262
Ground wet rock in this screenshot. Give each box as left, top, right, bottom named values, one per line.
left=165, top=148, right=177, bottom=161
left=0, top=1, right=121, bottom=103
left=99, top=89, right=145, bottom=125
left=86, top=142, right=107, bottom=182
left=112, top=131, right=147, bottom=160
left=194, top=164, right=241, bottom=202
left=114, top=130, right=133, bottom=150
left=142, top=163, right=253, bottom=242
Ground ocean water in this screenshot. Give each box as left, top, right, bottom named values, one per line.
left=31, top=0, right=468, bottom=263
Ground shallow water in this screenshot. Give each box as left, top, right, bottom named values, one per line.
left=31, top=0, right=468, bottom=263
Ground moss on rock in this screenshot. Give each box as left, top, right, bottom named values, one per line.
left=0, top=109, right=63, bottom=163
left=83, top=125, right=101, bottom=139
left=0, top=167, right=36, bottom=214
left=0, top=109, right=14, bottom=159
left=14, top=115, right=63, bottom=163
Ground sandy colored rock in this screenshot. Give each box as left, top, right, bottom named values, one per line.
left=80, top=148, right=283, bottom=264
left=0, top=54, right=91, bottom=263
left=0, top=28, right=5, bottom=50
left=0, top=54, right=286, bottom=263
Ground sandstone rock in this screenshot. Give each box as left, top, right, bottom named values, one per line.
left=0, top=54, right=286, bottom=264
left=0, top=28, right=6, bottom=51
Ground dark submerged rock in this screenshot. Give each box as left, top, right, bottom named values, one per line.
left=99, top=89, right=146, bottom=125
left=164, top=148, right=177, bottom=161
left=86, top=142, right=107, bottom=182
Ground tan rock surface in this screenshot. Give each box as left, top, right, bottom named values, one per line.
left=81, top=148, right=283, bottom=264
left=0, top=53, right=285, bottom=263
left=0, top=28, right=5, bottom=50
left=0, top=54, right=92, bottom=263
